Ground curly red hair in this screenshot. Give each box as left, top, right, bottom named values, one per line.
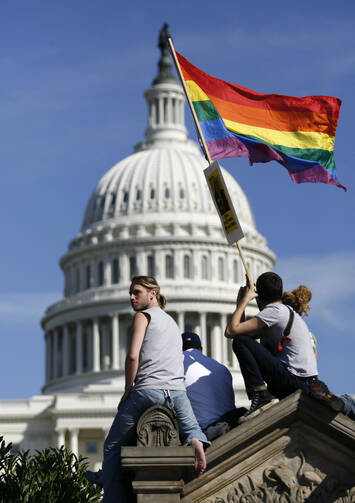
left=282, top=285, right=312, bottom=317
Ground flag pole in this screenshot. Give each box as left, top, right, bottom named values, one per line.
left=168, top=37, right=212, bottom=164
left=168, top=36, right=254, bottom=289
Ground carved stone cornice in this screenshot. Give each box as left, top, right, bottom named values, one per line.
left=136, top=405, right=180, bottom=447
left=201, top=450, right=355, bottom=503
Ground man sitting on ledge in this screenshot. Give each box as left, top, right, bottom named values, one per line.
left=182, top=332, right=246, bottom=440
left=225, top=272, right=329, bottom=422
left=87, top=276, right=209, bottom=502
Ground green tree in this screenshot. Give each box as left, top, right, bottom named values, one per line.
left=0, top=436, right=102, bottom=503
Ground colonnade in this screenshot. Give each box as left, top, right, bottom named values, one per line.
left=64, top=248, right=270, bottom=299
left=45, top=311, right=237, bottom=384
left=55, top=426, right=108, bottom=457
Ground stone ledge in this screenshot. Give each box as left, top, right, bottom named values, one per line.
left=121, top=446, right=194, bottom=470
left=181, top=390, right=355, bottom=503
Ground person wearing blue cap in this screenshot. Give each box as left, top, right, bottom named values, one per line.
left=182, top=332, right=246, bottom=440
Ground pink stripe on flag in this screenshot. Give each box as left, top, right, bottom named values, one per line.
left=288, top=165, right=347, bottom=190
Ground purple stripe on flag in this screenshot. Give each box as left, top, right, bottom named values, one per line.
left=288, top=164, right=347, bottom=190
left=247, top=143, right=285, bottom=165
left=207, top=137, right=249, bottom=160
left=207, top=135, right=285, bottom=166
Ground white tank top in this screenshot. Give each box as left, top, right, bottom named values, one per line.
left=134, top=306, right=185, bottom=390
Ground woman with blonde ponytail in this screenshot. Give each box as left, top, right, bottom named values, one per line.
left=92, top=275, right=209, bottom=501
left=130, top=276, right=167, bottom=309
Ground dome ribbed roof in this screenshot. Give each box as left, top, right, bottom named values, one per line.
left=81, top=143, right=256, bottom=232
left=80, top=26, right=255, bottom=236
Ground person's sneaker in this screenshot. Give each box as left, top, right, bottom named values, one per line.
left=309, top=380, right=344, bottom=413
left=85, top=469, right=103, bottom=487
left=238, top=390, right=274, bottom=424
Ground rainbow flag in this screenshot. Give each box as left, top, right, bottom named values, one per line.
left=176, top=52, right=346, bottom=191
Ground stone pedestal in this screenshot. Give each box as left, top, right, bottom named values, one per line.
left=121, top=446, right=194, bottom=503
left=121, top=404, right=194, bottom=502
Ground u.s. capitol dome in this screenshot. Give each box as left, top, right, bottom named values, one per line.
left=0, top=28, right=275, bottom=464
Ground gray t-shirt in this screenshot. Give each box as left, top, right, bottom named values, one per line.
left=134, top=306, right=185, bottom=391
left=256, top=303, right=318, bottom=377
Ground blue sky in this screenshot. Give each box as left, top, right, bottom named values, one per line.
left=1, top=1, right=354, bottom=399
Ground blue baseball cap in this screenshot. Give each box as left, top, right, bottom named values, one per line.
left=181, top=332, right=202, bottom=347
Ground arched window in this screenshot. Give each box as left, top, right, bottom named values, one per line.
left=165, top=187, right=170, bottom=199
left=129, top=256, right=137, bottom=278
left=183, top=255, right=191, bottom=279
left=201, top=256, right=208, bottom=280
left=85, top=264, right=91, bottom=289
left=179, top=188, right=185, bottom=199
left=123, top=191, right=129, bottom=203
left=98, top=261, right=104, bottom=287
left=218, top=257, right=224, bottom=281
left=165, top=255, right=174, bottom=279
left=233, top=259, right=239, bottom=283
left=112, top=258, right=119, bottom=284
left=147, top=255, right=154, bottom=277
left=136, top=189, right=141, bottom=201
left=150, top=188, right=155, bottom=199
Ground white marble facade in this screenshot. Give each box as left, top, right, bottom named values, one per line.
left=0, top=34, right=275, bottom=469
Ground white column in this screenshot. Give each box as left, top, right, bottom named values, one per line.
left=177, top=312, right=185, bottom=332
left=69, top=428, right=79, bottom=457
left=87, top=324, right=93, bottom=371
left=221, top=314, right=228, bottom=365
left=167, top=96, right=173, bottom=123
left=180, top=96, right=184, bottom=125
left=56, top=429, right=65, bottom=448
left=154, top=250, right=163, bottom=278
left=211, top=325, right=222, bottom=362
left=151, top=100, right=156, bottom=126
left=93, top=318, right=100, bottom=372
left=102, top=323, right=110, bottom=370
left=104, top=259, right=111, bottom=286
left=45, top=332, right=51, bottom=383
left=62, top=324, right=69, bottom=377
left=112, top=314, right=119, bottom=370
left=79, top=264, right=86, bottom=291
left=76, top=321, right=83, bottom=374
left=199, top=312, right=207, bottom=350
left=53, top=328, right=59, bottom=379
left=120, top=253, right=129, bottom=283
left=91, top=259, right=97, bottom=288
left=158, top=98, right=164, bottom=125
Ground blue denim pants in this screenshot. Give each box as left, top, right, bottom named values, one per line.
left=102, top=388, right=209, bottom=503
left=232, top=335, right=313, bottom=399
left=341, top=394, right=355, bottom=419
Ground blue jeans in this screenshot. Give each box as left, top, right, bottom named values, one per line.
left=102, top=388, right=209, bottom=503
left=232, top=335, right=314, bottom=399
left=341, top=394, right=355, bottom=419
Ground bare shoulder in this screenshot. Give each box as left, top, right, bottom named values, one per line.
left=133, top=311, right=150, bottom=327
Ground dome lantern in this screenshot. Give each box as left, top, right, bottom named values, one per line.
left=135, top=24, right=188, bottom=151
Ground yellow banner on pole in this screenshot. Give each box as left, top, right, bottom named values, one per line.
left=204, top=161, right=244, bottom=245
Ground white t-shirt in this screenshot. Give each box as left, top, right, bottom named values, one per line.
left=256, top=303, right=318, bottom=378
left=183, top=349, right=236, bottom=430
